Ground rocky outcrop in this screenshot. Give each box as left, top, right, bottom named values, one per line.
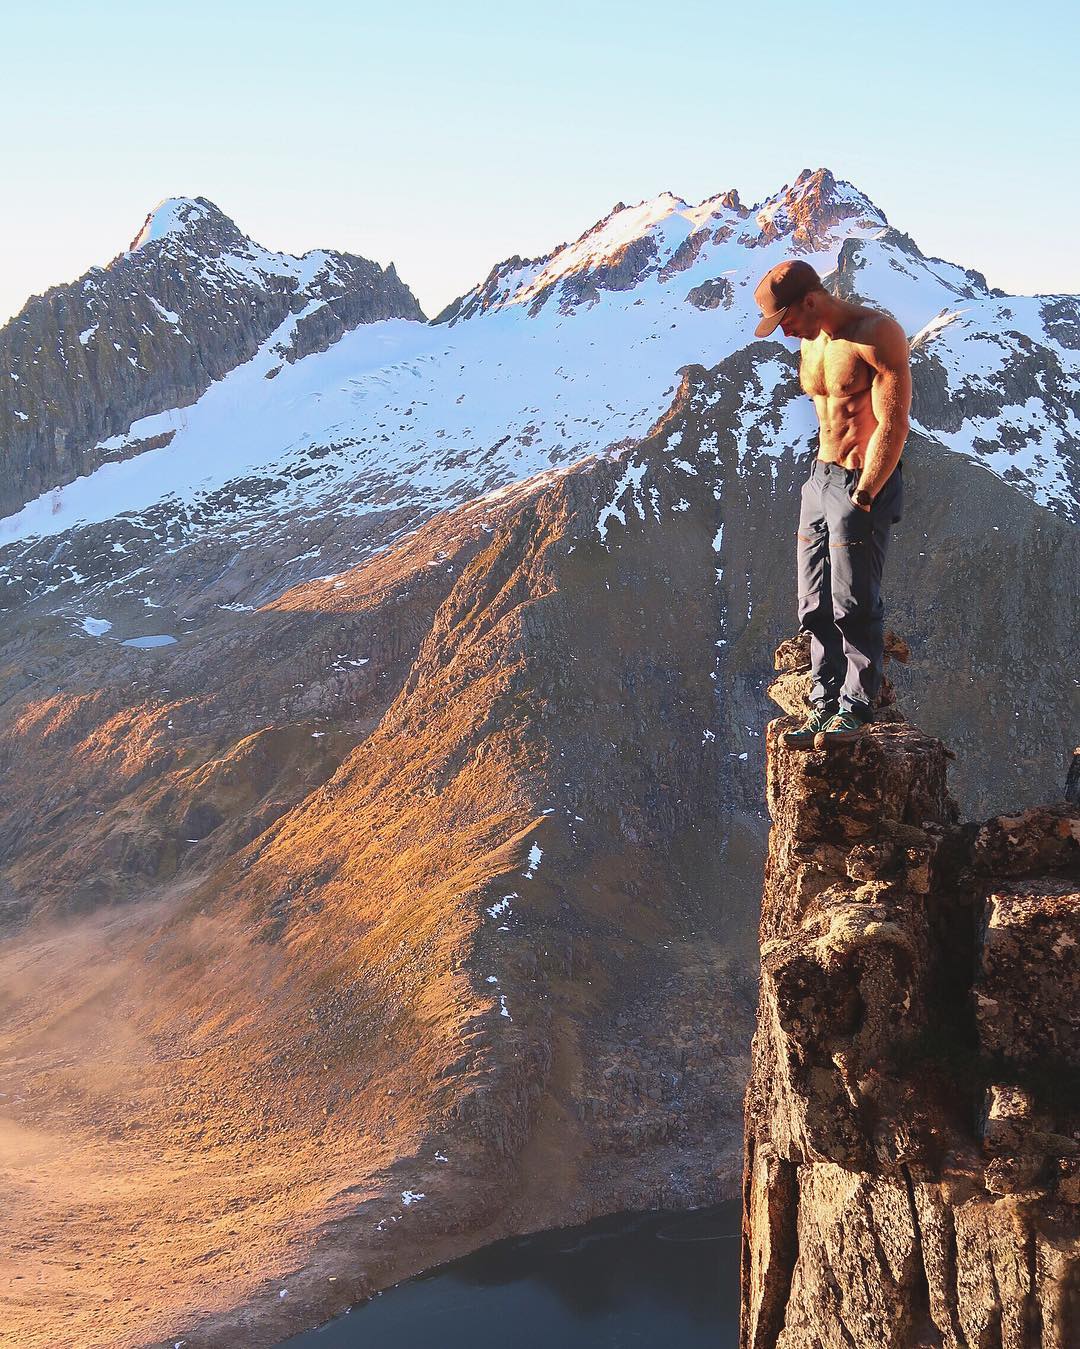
left=431, top=253, right=546, bottom=325
left=829, top=229, right=995, bottom=310
left=748, top=168, right=887, bottom=252
left=548, top=234, right=660, bottom=312
left=0, top=197, right=424, bottom=516
left=741, top=637, right=1080, bottom=1347
left=659, top=229, right=711, bottom=281
left=685, top=276, right=734, bottom=310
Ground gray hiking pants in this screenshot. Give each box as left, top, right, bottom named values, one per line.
left=796, top=458, right=903, bottom=719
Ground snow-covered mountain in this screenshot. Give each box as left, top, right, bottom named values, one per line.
left=1, top=169, right=1076, bottom=620
left=0, top=195, right=422, bottom=518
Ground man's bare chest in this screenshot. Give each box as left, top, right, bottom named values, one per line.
left=799, top=340, right=872, bottom=399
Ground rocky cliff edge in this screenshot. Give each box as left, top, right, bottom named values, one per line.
left=741, top=635, right=1080, bottom=1348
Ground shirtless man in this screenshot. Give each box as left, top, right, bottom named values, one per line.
left=752, top=260, right=911, bottom=746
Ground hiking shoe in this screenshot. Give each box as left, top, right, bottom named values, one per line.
left=815, top=708, right=867, bottom=746
left=783, top=704, right=838, bottom=749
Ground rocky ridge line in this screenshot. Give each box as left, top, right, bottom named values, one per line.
left=433, top=168, right=888, bottom=325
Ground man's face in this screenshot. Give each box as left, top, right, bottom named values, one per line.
left=779, top=294, right=822, bottom=341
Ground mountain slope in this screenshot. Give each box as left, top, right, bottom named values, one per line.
left=0, top=425, right=757, bottom=1347
left=0, top=345, right=1077, bottom=1345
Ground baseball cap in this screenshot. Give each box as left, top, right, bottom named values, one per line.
left=753, top=260, right=823, bottom=337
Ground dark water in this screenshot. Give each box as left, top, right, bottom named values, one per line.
left=279, top=1202, right=741, bottom=1347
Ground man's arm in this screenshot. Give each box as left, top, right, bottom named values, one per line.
left=856, top=317, right=911, bottom=503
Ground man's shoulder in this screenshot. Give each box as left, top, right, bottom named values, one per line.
left=850, top=308, right=909, bottom=364
left=849, top=305, right=904, bottom=340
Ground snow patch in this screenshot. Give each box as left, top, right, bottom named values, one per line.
left=486, top=894, right=516, bottom=919
left=130, top=198, right=212, bottom=252
left=148, top=296, right=181, bottom=326
left=597, top=458, right=648, bottom=543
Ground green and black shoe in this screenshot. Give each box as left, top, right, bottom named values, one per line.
left=783, top=704, right=838, bottom=749
left=817, top=708, right=868, bottom=745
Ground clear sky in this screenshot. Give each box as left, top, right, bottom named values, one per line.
left=2, top=0, right=1077, bottom=324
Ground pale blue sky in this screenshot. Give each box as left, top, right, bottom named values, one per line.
left=2, top=0, right=1077, bottom=323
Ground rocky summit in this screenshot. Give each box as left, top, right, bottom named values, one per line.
left=0, top=171, right=1077, bottom=1347
left=742, top=638, right=1080, bottom=1347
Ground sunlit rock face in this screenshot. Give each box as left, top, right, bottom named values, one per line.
left=741, top=639, right=1080, bottom=1348
left=0, top=417, right=765, bottom=1348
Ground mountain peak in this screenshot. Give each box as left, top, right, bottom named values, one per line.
left=126, top=196, right=239, bottom=254
left=754, top=167, right=887, bottom=248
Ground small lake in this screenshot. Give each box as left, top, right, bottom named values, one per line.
left=121, top=634, right=178, bottom=648
left=279, top=1201, right=740, bottom=1348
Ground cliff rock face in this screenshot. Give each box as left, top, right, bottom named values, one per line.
left=741, top=638, right=1080, bottom=1347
